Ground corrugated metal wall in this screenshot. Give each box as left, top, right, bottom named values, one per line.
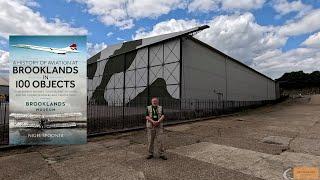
left=181, top=37, right=227, bottom=100
left=182, top=37, right=277, bottom=101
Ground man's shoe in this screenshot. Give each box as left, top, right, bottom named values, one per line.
left=159, top=155, right=167, bottom=160
left=146, top=155, right=153, bottom=159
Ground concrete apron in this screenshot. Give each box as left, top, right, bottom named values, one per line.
left=168, top=142, right=320, bottom=180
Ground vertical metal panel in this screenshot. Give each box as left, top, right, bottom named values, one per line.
left=182, top=38, right=276, bottom=101
left=181, top=38, right=227, bottom=100
left=124, top=48, right=149, bottom=103
left=149, top=44, right=163, bottom=66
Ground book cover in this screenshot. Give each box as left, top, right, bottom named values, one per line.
left=9, top=36, right=87, bottom=145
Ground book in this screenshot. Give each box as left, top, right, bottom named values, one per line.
left=9, top=36, right=87, bottom=145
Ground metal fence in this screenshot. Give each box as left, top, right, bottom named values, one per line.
left=0, top=98, right=280, bottom=144
left=87, top=98, right=277, bottom=135
left=0, top=102, right=9, bottom=144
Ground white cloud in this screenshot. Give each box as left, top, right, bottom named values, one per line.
left=134, top=19, right=199, bottom=39
left=107, top=32, right=114, bottom=37
left=72, top=0, right=315, bottom=28
left=134, top=10, right=320, bottom=78
left=16, top=0, right=40, bottom=7
left=75, top=0, right=267, bottom=29
left=116, top=37, right=125, bottom=41
left=0, top=50, right=9, bottom=71
left=132, top=12, right=317, bottom=78
left=187, top=0, right=266, bottom=13
left=87, top=42, right=107, bottom=57
left=84, top=0, right=134, bottom=30
left=127, top=0, right=185, bottom=19
left=81, top=0, right=316, bottom=79
left=272, top=0, right=312, bottom=18
left=71, top=0, right=185, bottom=29
left=197, top=13, right=286, bottom=64
left=302, top=31, right=320, bottom=48
left=279, top=9, right=320, bottom=36
left=252, top=48, right=320, bottom=79
left=188, top=0, right=219, bottom=12
left=221, top=0, right=266, bottom=10
left=0, top=0, right=88, bottom=39
left=135, top=13, right=286, bottom=65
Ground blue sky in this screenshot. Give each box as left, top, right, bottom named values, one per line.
left=0, top=0, right=320, bottom=80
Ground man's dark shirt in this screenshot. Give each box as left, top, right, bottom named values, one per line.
left=146, top=106, right=164, bottom=121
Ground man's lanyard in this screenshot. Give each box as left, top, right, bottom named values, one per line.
left=152, top=106, right=157, bottom=115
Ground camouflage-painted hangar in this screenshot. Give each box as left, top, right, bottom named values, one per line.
left=87, top=25, right=279, bottom=105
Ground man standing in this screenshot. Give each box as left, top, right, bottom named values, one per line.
left=145, top=97, right=167, bottom=160
left=39, top=116, right=45, bottom=129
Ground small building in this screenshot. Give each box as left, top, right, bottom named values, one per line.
left=87, top=25, right=279, bottom=105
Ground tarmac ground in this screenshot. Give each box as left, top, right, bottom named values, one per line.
left=0, top=95, right=320, bottom=180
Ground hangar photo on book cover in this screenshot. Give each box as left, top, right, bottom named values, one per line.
left=9, top=36, right=87, bottom=145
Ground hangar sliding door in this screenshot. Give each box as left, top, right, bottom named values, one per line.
left=148, top=38, right=180, bottom=100
left=95, top=38, right=181, bottom=105
left=124, top=47, right=148, bottom=103
left=105, top=55, right=125, bottom=106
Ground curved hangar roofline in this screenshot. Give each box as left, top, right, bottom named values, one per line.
left=87, top=25, right=273, bottom=82
left=87, top=25, right=209, bottom=65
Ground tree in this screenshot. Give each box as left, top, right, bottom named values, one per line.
left=276, top=71, right=320, bottom=89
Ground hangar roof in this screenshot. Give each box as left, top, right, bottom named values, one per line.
left=87, top=25, right=274, bottom=81
left=87, top=25, right=209, bottom=64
